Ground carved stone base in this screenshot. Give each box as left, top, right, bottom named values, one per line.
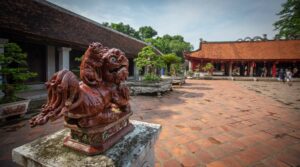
left=63, top=112, right=134, bottom=155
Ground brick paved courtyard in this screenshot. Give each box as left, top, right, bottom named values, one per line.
left=1, top=80, right=300, bottom=167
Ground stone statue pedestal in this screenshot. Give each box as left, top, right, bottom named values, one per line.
left=12, top=120, right=161, bottom=167
left=64, top=111, right=134, bottom=155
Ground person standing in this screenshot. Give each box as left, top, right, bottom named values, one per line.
left=286, top=69, right=293, bottom=86
left=263, top=66, right=267, bottom=77
left=260, top=67, right=264, bottom=77
left=293, top=67, right=298, bottom=77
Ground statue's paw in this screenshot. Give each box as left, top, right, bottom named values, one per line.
left=50, top=108, right=66, bottom=121
left=29, top=121, right=37, bottom=127
left=30, top=114, right=42, bottom=124
left=29, top=119, right=36, bottom=127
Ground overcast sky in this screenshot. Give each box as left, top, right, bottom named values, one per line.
left=47, top=0, right=285, bottom=50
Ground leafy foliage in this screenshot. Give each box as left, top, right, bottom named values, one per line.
left=145, top=35, right=193, bottom=58
left=138, top=26, right=157, bottom=40
left=161, top=53, right=182, bottom=75
left=143, top=73, right=161, bottom=82
left=0, top=43, right=37, bottom=103
left=102, top=22, right=158, bottom=41
left=170, top=63, right=184, bottom=76
left=187, top=70, right=194, bottom=77
left=102, top=22, right=193, bottom=55
left=274, top=0, right=300, bottom=39
left=202, top=63, right=214, bottom=73
left=102, top=22, right=141, bottom=39
left=75, top=55, right=83, bottom=62
left=134, top=46, right=164, bottom=81
left=161, top=53, right=182, bottom=64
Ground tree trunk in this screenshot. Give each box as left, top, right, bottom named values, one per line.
left=167, top=64, right=171, bottom=76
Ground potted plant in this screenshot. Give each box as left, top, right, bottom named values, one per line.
left=187, top=70, right=194, bottom=79
left=170, top=63, right=185, bottom=85
left=0, top=43, right=37, bottom=120
left=194, top=64, right=201, bottom=78
left=161, top=53, right=181, bottom=76
left=134, top=46, right=165, bottom=82
left=127, top=46, right=172, bottom=96
left=202, top=63, right=214, bottom=76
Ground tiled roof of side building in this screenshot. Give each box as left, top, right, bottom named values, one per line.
left=186, top=40, right=300, bottom=61
left=0, top=0, right=162, bottom=56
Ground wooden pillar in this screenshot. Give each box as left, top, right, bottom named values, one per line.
left=272, top=62, right=277, bottom=78
left=249, top=61, right=254, bottom=77
left=188, top=61, right=192, bottom=71
left=229, top=61, right=233, bottom=76
left=191, top=60, right=196, bottom=71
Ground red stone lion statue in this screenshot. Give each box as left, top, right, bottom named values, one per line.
left=30, top=42, right=131, bottom=128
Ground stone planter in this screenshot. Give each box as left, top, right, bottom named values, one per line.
left=0, top=99, right=30, bottom=121
left=126, top=80, right=172, bottom=97
left=171, top=76, right=186, bottom=86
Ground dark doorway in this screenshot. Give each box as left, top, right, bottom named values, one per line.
left=70, top=49, right=84, bottom=77
left=11, top=40, right=47, bottom=83
left=128, top=58, right=134, bottom=77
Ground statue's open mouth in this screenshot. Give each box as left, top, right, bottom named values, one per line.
left=109, top=65, right=127, bottom=73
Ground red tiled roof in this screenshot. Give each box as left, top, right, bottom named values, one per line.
left=186, top=40, right=300, bottom=61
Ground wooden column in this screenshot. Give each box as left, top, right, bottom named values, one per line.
left=249, top=61, right=254, bottom=77
left=272, top=62, right=277, bottom=78
left=229, top=61, right=233, bottom=76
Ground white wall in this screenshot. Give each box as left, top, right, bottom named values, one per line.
left=58, top=47, right=71, bottom=70
left=47, top=45, right=56, bottom=80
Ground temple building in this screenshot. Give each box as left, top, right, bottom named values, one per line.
left=0, top=0, right=161, bottom=87
left=185, top=39, right=300, bottom=77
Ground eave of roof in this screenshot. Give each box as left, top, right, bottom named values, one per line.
left=0, top=0, right=163, bottom=55
left=39, top=0, right=163, bottom=55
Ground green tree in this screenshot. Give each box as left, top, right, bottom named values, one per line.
left=202, top=63, right=214, bottom=75
left=170, top=63, right=183, bottom=76
left=138, top=26, right=157, bottom=40
left=101, top=22, right=110, bottom=27
left=161, top=53, right=182, bottom=75
left=145, top=37, right=170, bottom=53
left=134, top=46, right=165, bottom=76
left=0, top=43, right=37, bottom=103
left=105, top=22, right=141, bottom=39
left=145, top=35, right=193, bottom=58
left=274, top=0, right=300, bottom=39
